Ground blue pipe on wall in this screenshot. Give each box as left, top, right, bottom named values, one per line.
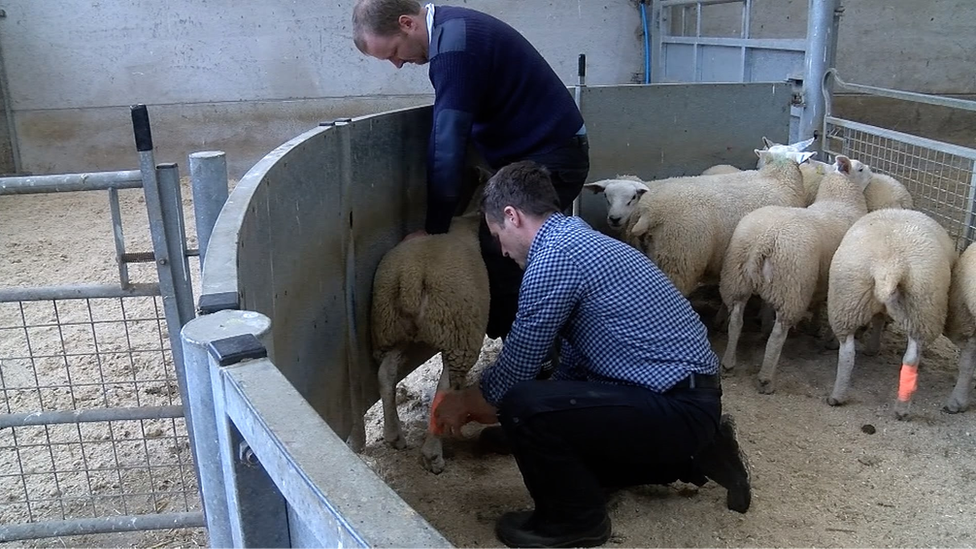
left=640, top=1, right=651, bottom=84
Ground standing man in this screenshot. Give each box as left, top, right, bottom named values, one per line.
left=433, top=161, right=752, bottom=548
left=351, top=0, right=590, bottom=342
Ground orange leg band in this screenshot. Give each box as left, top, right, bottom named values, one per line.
left=898, top=364, right=918, bottom=402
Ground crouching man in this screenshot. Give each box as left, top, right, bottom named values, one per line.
left=433, top=160, right=752, bottom=548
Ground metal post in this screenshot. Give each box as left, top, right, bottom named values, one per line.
left=189, top=151, right=230, bottom=270
left=572, top=53, right=586, bottom=218
left=964, top=159, right=976, bottom=249
left=650, top=1, right=665, bottom=83
left=180, top=309, right=274, bottom=548
left=799, top=0, right=841, bottom=147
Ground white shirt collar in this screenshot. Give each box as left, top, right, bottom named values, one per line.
left=425, top=3, right=435, bottom=48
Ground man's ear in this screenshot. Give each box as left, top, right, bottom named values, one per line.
left=504, top=205, right=521, bottom=227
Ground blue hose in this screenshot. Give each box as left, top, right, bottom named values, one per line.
left=640, top=2, right=650, bottom=84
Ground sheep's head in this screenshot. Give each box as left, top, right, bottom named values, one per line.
left=756, top=136, right=817, bottom=168
left=583, top=177, right=650, bottom=230
left=833, top=155, right=872, bottom=191
left=755, top=143, right=816, bottom=167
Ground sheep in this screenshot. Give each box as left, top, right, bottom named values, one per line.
left=625, top=145, right=812, bottom=296
left=702, top=164, right=742, bottom=175
left=825, top=208, right=957, bottom=420
left=582, top=174, right=649, bottom=233
left=370, top=212, right=489, bottom=473
left=943, top=241, right=976, bottom=414
left=719, top=155, right=871, bottom=394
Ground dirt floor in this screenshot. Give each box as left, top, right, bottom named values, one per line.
left=360, top=304, right=976, bottom=548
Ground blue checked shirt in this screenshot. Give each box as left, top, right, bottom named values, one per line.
left=479, top=213, right=719, bottom=407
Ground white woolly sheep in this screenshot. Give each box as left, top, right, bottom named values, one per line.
left=825, top=208, right=957, bottom=420
left=582, top=174, right=649, bottom=232
left=719, top=155, right=871, bottom=393
left=943, top=241, right=976, bottom=414
left=702, top=164, right=742, bottom=175
left=625, top=145, right=812, bottom=296
left=370, top=213, right=489, bottom=473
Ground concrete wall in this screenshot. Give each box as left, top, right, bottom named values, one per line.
left=0, top=0, right=970, bottom=178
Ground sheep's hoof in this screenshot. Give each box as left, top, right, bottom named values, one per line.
left=894, top=410, right=910, bottom=421
left=942, top=399, right=968, bottom=414
left=721, top=361, right=735, bottom=373
left=757, top=379, right=776, bottom=395
left=826, top=396, right=843, bottom=407
left=421, top=452, right=446, bottom=475
left=385, top=432, right=407, bottom=450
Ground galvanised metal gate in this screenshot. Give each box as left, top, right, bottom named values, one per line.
left=0, top=106, right=227, bottom=545
left=820, top=69, right=976, bottom=252
left=648, top=0, right=842, bottom=143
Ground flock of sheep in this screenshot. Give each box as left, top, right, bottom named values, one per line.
left=361, top=136, right=976, bottom=474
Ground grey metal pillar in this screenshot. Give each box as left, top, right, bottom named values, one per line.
left=180, top=309, right=274, bottom=548
left=799, top=0, right=842, bottom=146
left=189, top=151, right=230, bottom=270
left=572, top=53, right=585, bottom=217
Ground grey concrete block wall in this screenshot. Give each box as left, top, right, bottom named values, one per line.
left=0, top=0, right=971, bottom=177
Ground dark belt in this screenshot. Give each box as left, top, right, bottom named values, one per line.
left=669, top=372, right=721, bottom=391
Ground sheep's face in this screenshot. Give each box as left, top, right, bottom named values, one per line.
left=583, top=179, right=650, bottom=230
left=834, top=156, right=873, bottom=191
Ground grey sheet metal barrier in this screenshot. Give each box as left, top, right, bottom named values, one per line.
left=820, top=69, right=976, bottom=251
left=186, top=82, right=792, bottom=546
left=0, top=106, right=229, bottom=543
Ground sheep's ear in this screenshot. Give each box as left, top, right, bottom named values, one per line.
left=635, top=182, right=650, bottom=196
left=798, top=151, right=816, bottom=164
left=583, top=181, right=608, bottom=193
left=792, top=136, right=816, bottom=151
left=835, top=155, right=852, bottom=174
left=475, top=165, right=494, bottom=182
left=761, top=136, right=774, bottom=149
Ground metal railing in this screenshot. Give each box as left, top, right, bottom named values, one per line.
left=821, top=69, right=976, bottom=251
left=0, top=106, right=228, bottom=544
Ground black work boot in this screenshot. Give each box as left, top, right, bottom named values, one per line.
left=495, top=510, right=611, bottom=548
left=694, top=414, right=752, bottom=513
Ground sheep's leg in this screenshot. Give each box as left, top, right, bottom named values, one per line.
left=827, top=334, right=857, bottom=406
left=378, top=350, right=407, bottom=450
left=863, top=314, right=885, bottom=356
left=420, top=364, right=452, bottom=474
left=721, top=301, right=747, bottom=372
left=944, top=337, right=976, bottom=414
left=757, top=315, right=790, bottom=394
left=894, top=337, right=923, bottom=420
left=760, top=301, right=775, bottom=337
left=712, top=302, right=730, bottom=332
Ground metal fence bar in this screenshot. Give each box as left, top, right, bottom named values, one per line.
left=108, top=187, right=132, bottom=288
left=825, top=116, right=976, bottom=160
left=0, top=405, right=185, bottom=429
left=0, top=512, right=206, bottom=543
left=658, top=0, right=740, bottom=7
left=831, top=71, right=976, bottom=113
left=0, top=170, right=143, bottom=195
left=661, top=35, right=806, bottom=51
left=188, top=151, right=230, bottom=268
left=0, top=282, right=159, bottom=302
left=965, top=159, right=976, bottom=245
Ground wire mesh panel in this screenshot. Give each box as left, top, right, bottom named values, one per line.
left=0, top=296, right=203, bottom=544
left=823, top=116, right=976, bottom=251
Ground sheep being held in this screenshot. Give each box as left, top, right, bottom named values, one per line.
left=370, top=213, right=489, bottom=473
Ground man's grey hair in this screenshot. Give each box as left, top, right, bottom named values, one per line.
left=351, top=0, right=422, bottom=53
left=480, top=161, right=561, bottom=226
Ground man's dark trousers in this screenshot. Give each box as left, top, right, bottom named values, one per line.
left=478, top=133, right=590, bottom=339
left=496, top=377, right=722, bottom=528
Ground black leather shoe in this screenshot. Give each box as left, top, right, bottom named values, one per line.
left=495, top=510, right=612, bottom=548
left=695, top=414, right=752, bottom=513
left=477, top=425, right=512, bottom=455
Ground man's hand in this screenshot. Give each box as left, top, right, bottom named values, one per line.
left=403, top=229, right=430, bottom=242
left=432, top=386, right=498, bottom=438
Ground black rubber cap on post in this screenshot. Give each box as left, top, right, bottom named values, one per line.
left=578, top=54, right=586, bottom=78
left=131, top=104, right=154, bottom=152
left=197, top=292, right=241, bottom=315
left=207, top=333, right=268, bottom=367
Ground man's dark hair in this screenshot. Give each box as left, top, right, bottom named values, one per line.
left=480, top=160, right=561, bottom=225
left=351, top=0, right=422, bottom=52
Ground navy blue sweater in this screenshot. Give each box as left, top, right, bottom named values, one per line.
left=425, top=6, right=584, bottom=234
